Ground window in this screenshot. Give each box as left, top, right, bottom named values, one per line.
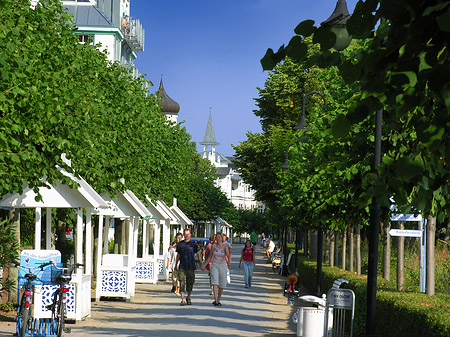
left=78, top=35, right=93, bottom=44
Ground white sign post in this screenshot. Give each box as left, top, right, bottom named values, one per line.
left=388, top=229, right=422, bottom=237
left=389, top=210, right=426, bottom=293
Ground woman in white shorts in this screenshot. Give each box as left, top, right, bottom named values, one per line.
left=201, top=232, right=230, bottom=306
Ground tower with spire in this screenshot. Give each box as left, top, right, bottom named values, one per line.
left=199, top=111, right=265, bottom=212
left=156, top=76, right=180, bottom=123
left=199, top=110, right=229, bottom=167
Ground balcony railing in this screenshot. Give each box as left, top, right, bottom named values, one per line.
left=120, top=57, right=152, bottom=91
left=121, top=16, right=145, bottom=52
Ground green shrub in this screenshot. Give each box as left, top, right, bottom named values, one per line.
left=0, top=301, right=15, bottom=312
left=297, top=256, right=450, bottom=337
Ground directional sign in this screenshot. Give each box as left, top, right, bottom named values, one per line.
left=389, top=229, right=422, bottom=237
left=390, top=213, right=422, bottom=221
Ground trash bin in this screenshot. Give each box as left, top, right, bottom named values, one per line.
left=303, top=307, right=325, bottom=337
left=295, top=295, right=331, bottom=337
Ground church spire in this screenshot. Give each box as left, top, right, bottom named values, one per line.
left=199, top=108, right=219, bottom=146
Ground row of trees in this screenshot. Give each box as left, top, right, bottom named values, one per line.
left=0, top=0, right=235, bottom=292
left=234, top=0, right=450, bottom=297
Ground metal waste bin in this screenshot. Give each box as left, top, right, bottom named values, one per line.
left=303, top=307, right=325, bottom=337
left=293, top=295, right=329, bottom=337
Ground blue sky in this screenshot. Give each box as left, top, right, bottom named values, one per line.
left=131, top=0, right=357, bottom=156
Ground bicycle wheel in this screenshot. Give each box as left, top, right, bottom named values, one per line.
left=56, top=294, right=65, bottom=337
left=20, top=306, right=30, bottom=337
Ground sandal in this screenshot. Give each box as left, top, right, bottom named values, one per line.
left=186, top=298, right=192, bottom=305
left=217, top=302, right=222, bottom=306
left=180, top=301, right=186, bottom=306
left=212, top=301, right=218, bottom=306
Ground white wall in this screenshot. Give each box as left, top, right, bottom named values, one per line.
left=94, top=34, right=119, bottom=62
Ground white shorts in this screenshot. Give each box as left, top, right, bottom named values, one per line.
left=210, top=262, right=227, bottom=288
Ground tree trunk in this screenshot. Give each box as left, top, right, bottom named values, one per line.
left=426, top=215, right=436, bottom=296
left=397, top=221, right=405, bottom=291
left=325, top=230, right=330, bottom=263
left=349, top=223, right=354, bottom=272
left=342, top=228, right=347, bottom=271
left=7, top=209, right=20, bottom=303
left=356, top=224, right=361, bottom=275
left=334, top=231, right=339, bottom=267
left=330, top=231, right=335, bottom=267
left=305, top=230, right=309, bottom=257
left=383, top=221, right=391, bottom=281
left=310, top=230, right=318, bottom=259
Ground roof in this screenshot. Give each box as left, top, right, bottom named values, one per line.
left=156, top=78, right=180, bottom=115
left=64, top=4, right=114, bottom=28
left=0, top=167, right=108, bottom=209
left=216, top=167, right=232, bottom=177
left=170, top=204, right=193, bottom=226
left=199, top=112, right=219, bottom=146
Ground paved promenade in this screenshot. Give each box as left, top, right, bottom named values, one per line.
left=1, top=244, right=300, bottom=337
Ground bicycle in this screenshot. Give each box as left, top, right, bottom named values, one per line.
left=46, top=263, right=84, bottom=337
left=16, top=261, right=54, bottom=337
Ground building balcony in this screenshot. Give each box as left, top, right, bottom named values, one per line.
left=121, top=16, right=145, bottom=52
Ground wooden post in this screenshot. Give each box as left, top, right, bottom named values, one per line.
left=397, top=221, right=405, bottom=291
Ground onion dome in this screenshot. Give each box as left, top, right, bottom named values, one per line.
left=156, top=77, right=180, bottom=115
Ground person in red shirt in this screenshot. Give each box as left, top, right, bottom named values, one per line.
left=239, top=240, right=256, bottom=288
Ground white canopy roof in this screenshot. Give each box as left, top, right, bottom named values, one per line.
left=155, top=200, right=178, bottom=223
left=145, top=196, right=170, bottom=220
left=122, top=190, right=152, bottom=218
left=170, top=198, right=193, bottom=226
left=0, top=167, right=108, bottom=209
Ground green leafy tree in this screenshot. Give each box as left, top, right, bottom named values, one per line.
left=177, top=154, right=234, bottom=223
left=0, top=219, right=19, bottom=293
left=262, top=0, right=450, bottom=221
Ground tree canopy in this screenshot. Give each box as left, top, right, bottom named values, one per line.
left=0, top=0, right=228, bottom=224
left=261, top=0, right=450, bottom=221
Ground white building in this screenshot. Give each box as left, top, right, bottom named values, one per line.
left=199, top=113, right=265, bottom=212
left=61, top=0, right=145, bottom=78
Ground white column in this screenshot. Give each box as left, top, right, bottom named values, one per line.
left=128, top=216, right=134, bottom=260
left=85, top=209, right=92, bottom=276
left=76, top=207, right=83, bottom=276
left=96, top=215, right=103, bottom=301
left=133, top=217, right=139, bottom=263
left=35, top=207, right=42, bottom=250
left=153, top=218, right=161, bottom=283
left=162, top=219, right=170, bottom=254
left=154, top=219, right=161, bottom=258
left=46, top=208, right=52, bottom=249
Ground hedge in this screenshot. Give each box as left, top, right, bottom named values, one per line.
left=297, top=257, right=450, bottom=337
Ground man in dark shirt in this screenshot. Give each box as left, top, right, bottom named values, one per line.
left=174, top=228, right=202, bottom=306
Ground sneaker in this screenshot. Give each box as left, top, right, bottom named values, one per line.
left=245, top=285, right=249, bottom=288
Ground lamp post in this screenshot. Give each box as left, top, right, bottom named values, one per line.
left=281, top=90, right=327, bottom=287
left=321, top=0, right=352, bottom=51
left=321, top=2, right=381, bottom=334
